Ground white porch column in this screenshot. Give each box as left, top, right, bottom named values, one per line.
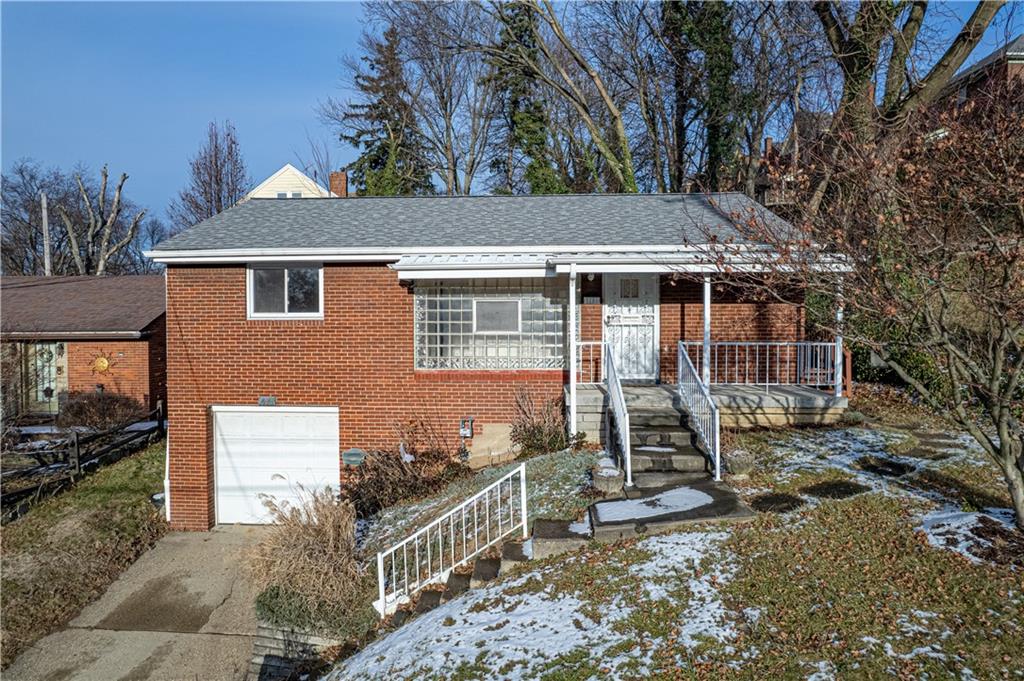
left=702, top=275, right=712, bottom=385
left=568, top=264, right=578, bottom=436
left=834, top=280, right=844, bottom=397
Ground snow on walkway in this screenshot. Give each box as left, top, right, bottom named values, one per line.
left=594, top=486, right=714, bottom=523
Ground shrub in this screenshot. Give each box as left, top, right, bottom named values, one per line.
left=343, top=449, right=469, bottom=518
left=510, top=387, right=585, bottom=457
left=341, top=417, right=471, bottom=518
left=247, top=485, right=378, bottom=641
left=57, top=391, right=146, bottom=431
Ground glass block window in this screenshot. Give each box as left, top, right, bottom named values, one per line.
left=414, top=279, right=567, bottom=370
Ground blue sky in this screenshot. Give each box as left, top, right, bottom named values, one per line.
left=2, top=2, right=1021, bottom=221
left=2, top=1, right=364, bottom=220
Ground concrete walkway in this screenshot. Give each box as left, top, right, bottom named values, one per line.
left=6, top=526, right=267, bottom=681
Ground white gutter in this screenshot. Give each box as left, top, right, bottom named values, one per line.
left=144, top=243, right=768, bottom=265
left=2, top=330, right=144, bottom=340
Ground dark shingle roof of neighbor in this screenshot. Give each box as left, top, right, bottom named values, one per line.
left=0, top=275, right=165, bottom=338
left=152, top=192, right=788, bottom=252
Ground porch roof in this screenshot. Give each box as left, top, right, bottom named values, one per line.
left=392, top=248, right=848, bottom=280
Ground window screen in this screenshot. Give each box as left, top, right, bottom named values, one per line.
left=474, top=300, right=520, bottom=333
left=414, top=279, right=566, bottom=370
left=251, top=267, right=321, bottom=316
left=620, top=278, right=640, bottom=299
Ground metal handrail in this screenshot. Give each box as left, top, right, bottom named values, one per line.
left=677, top=342, right=721, bottom=481
left=373, top=463, right=528, bottom=617
left=680, top=341, right=838, bottom=390
left=604, top=341, right=633, bottom=487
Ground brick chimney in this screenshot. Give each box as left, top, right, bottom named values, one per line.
left=329, top=169, right=348, bottom=198
left=763, top=136, right=773, bottom=157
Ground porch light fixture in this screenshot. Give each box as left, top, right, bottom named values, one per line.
left=459, top=417, right=474, bottom=439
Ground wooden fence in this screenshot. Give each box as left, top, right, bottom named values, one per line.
left=1, top=402, right=165, bottom=522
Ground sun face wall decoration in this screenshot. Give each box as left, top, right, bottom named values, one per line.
left=89, top=350, right=116, bottom=376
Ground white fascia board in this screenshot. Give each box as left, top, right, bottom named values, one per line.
left=3, top=330, right=144, bottom=340
left=552, top=261, right=851, bottom=274
left=396, top=267, right=552, bottom=280
left=145, top=243, right=754, bottom=264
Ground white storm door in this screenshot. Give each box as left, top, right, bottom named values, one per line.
left=213, top=406, right=339, bottom=524
left=603, top=274, right=659, bottom=381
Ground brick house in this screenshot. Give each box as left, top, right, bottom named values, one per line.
left=148, top=188, right=846, bottom=530
left=0, top=275, right=166, bottom=418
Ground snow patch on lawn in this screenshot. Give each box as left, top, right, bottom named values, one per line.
left=328, top=530, right=734, bottom=680
left=917, top=505, right=1018, bottom=564
left=754, top=427, right=1016, bottom=566
left=594, top=486, right=714, bottom=523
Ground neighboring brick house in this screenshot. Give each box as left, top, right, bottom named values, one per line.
left=148, top=188, right=846, bottom=530
left=940, top=32, right=1023, bottom=105
left=0, top=275, right=166, bottom=418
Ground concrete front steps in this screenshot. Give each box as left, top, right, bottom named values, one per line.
left=385, top=539, right=532, bottom=630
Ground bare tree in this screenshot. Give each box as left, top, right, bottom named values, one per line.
left=697, top=85, right=1024, bottom=529
left=55, top=165, right=146, bottom=276
left=3, top=159, right=163, bottom=276
left=168, top=120, right=250, bottom=234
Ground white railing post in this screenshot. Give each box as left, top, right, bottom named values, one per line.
left=377, top=551, right=386, bottom=614
left=834, top=281, right=844, bottom=397
left=713, top=409, right=721, bottom=481
left=702, top=275, right=712, bottom=385
left=568, top=264, right=578, bottom=436
left=519, top=463, right=528, bottom=539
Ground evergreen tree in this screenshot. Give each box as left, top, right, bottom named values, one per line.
left=489, top=4, right=567, bottom=195
left=341, top=27, right=433, bottom=196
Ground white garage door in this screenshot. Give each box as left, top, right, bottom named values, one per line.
left=213, top=406, right=340, bottom=524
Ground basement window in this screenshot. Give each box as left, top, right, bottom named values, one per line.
left=247, top=265, right=323, bottom=319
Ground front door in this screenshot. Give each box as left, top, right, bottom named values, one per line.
left=603, top=274, right=659, bottom=381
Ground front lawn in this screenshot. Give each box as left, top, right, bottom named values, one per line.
left=0, top=439, right=167, bottom=667
left=328, top=424, right=1023, bottom=679
left=254, top=448, right=599, bottom=644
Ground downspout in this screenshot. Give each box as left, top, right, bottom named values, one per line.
left=164, top=435, right=171, bottom=522
left=162, top=268, right=171, bottom=523
left=568, top=264, right=578, bottom=437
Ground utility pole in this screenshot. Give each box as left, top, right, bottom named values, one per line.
left=41, top=191, right=52, bottom=276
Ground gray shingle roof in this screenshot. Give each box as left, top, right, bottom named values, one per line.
left=152, top=192, right=787, bottom=252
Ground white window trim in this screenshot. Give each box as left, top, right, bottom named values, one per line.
left=472, top=299, right=522, bottom=334
left=246, top=264, right=324, bottom=320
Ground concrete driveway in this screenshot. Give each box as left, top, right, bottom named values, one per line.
left=6, top=526, right=267, bottom=681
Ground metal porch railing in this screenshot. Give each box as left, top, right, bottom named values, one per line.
left=681, top=341, right=839, bottom=391
left=373, top=463, right=528, bottom=617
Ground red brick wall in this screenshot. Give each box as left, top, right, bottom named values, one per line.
left=66, top=336, right=161, bottom=408
left=165, top=264, right=564, bottom=530
left=659, top=277, right=804, bottom=383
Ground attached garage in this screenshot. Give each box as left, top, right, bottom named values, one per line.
left=212, top=406, right=340, bottom=524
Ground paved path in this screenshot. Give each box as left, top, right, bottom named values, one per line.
left=6, top=526, right=267, bottom=681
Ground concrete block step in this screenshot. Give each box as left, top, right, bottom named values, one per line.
left=630, top=426, right=695, bottom=447
left=631, top=447, right=707, bottom=472
left=500, top=540, right=531, bottom=573
left=628, top=409, right=687, bottom=428
left=442, top=571, right=472, bottom=602
left=414, top=589, right=443, bottom=614
left=632, top=471, right=709, bottom=489
left=470, top=556, right=501, bottom=588
left=531, top=518, right=591, bottom=560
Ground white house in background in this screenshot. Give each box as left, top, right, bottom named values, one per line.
left=243, top=163, right=334, bottom=200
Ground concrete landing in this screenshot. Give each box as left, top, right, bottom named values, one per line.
left=589, top=479, right=754, bottom=542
